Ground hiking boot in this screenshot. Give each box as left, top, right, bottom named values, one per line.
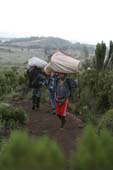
left=60, top=117, right=66, bottom=128
left=35, top=106, right=40, bottom=111
left=32, top=105, right=35, bottom=110
left=52, top=109, right=56, bottom=114
left=60, top=127, right=65, bottom=130
left=35, top=103, right=40, bottom=110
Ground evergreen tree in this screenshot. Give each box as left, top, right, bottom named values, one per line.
left=95, top=41, right=106, bottom=70
left=104, top=40, right=113, bottom=69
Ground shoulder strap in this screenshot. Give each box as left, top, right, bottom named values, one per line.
left=65, top=78, right=71, bottom=90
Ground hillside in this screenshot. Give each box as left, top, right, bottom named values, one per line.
left=0, top=36, right=95, bottom=67
left=2, top=36, right=95, bottom=53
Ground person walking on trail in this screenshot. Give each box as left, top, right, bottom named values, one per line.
left=27, top=66, right=46, bottom=111
left=46, top=72, right=58, bottom=114
left=55, top=73, right=70, bottom=129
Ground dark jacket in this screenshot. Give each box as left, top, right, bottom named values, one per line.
left=55, top=78, right=70, bottom=100
left=33, top=72, right=46, bottom=88
left=27, top=67, right=46, bottom=88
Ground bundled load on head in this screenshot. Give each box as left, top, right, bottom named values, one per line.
left=44, top=51, right=81, bottom=74
left=44, top=62, right=53, bottom=75
left=27, top=57, right=48, bottom=69
left=27, top=57, right=47, bottom=88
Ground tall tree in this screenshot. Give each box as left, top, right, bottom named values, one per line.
left=95, top=41, right=106, bottom=70
left=104, top=40, right=113, bottom=69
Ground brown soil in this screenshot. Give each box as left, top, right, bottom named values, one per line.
left=14, top=99, right=84, bottom=169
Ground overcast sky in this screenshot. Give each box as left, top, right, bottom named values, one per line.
left=0, top=0, right=113, bottom=45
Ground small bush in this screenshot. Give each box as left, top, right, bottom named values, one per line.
left=0, top=103, right=27, bottom=130
left=0, top=131, right=64, bottom=170
left=97, top=109, right=113, bottom=134
left=78, top=69, right=113, bottom=123
left=0, top=69, right=18, bottom=97
left=71, top=125, right=113, bottom=170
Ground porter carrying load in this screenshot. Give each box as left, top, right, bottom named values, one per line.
left=27, top=57, right=47, bottom=88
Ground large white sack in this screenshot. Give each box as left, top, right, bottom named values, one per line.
left=50, top=51, right=81, bottom=73
left=27, top=57, right=48, bottom=69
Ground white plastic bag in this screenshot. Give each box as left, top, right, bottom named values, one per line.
left=50, top=51, right=81, bottom=73
left=27, top=57, right=48, bottom=69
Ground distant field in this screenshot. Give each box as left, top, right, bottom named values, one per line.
left=0, top=36, right=95, bottom=69
left=0, top=46, right=48, bottom=68
left=0, top=46, right=83, bottom=68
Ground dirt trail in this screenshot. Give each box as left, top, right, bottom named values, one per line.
left=14, top=99, right=83, bottom=161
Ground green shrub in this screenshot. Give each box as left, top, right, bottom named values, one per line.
left=0, top=131, right=64, bottom=170
left=98, top=109, right=113, bottom=134
left=18, top=74, right=27, bottom=86
left=78, top=69, right=113, bottom=122
left=71, top=125, right=113, bottom=170
left=0, top=74, right=7, bottom=96
left=0, top=69, right=18, bottom=97
left=4, top=69, right=17, bottom=88
left=0, top=103, right=27, bottom=130
left=0, top=138, right=3, bottom=152
left=0, top=68, right=28, bottom=98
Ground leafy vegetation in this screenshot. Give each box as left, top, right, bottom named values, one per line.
left=72, top=125, right=113, bottom=170
left=0, top=103, right=27, bottom=131
left=0, top=131, right=64, bottom=170
left=0, top=126, right=113, bottom=170
left=78, top=69, right=113, bottom=122
left=97, top=109, right=113, bottom=134
left=0, top=68, right=28, bottom=99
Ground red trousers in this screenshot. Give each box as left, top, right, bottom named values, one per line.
left=56, top=99, right=68, bottom=117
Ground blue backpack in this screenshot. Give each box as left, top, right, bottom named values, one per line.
left=66, top=78, right=77, bottom=90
